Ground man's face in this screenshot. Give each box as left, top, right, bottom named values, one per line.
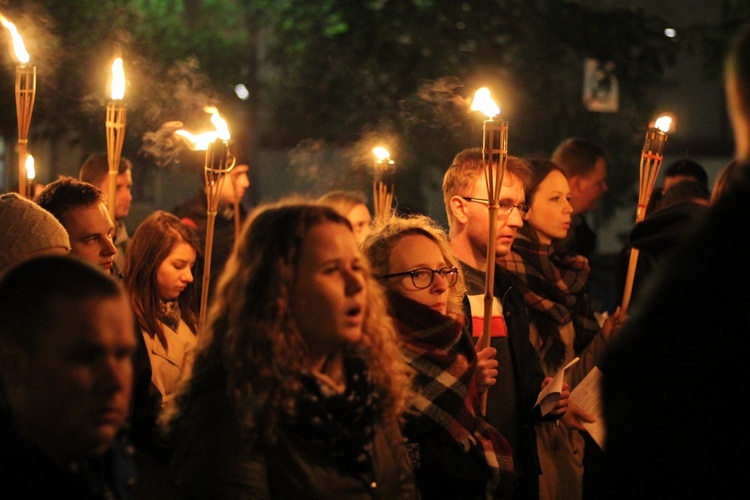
left=571, top=157, right=608, bottom=213
left=97, top=171, right=133, bottom=220
left=12, top=295, right=135, bottom=461
left=219, top=164, right=250, bottom=204
left=62, top=203, right=117, bottom=272
left=461, top=173, right=526, bottom=258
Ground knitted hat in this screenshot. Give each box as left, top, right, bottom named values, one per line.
left=0, top=193, right=71, bottom=274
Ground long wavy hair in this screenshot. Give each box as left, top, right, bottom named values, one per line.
left=361, top=214, right=467, bottom=321
left=163, top=200, right=412, bottom=445
left=123, top=210, right=200, bottom=344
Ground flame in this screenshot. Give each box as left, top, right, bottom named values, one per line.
left=654, top=115, right=672, bottom=133
left=25, top=154, right=35, bottom=180
left=176, top=106, right=231, bottom=151
left=470, top=88, right=500, bottom=118
left=110, top=57, right=125, bottom=100
left=0, top=14, right=30, bottom=64
left=373, top=147, right=390, bottom=161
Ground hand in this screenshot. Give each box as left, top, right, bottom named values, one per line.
left=475, top=346, right=498, bottom=394
left=601, top=306, right=628, bottom=341
left=541, top=377, right=570, bottom=416
left=561, top=403, right=595, bottom=431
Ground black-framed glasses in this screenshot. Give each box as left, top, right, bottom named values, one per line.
left=459, top=196, right=529, bottom=216
left=380, top=266, right=459, bottom=289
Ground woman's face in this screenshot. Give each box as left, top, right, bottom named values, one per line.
left=291, top=222, right=367, bottom=365
left=386, top=234, right=451, bottom=316
left=156, top=241, right=196, bottom=300
left=525, top=170, right=574, bottom=245
left=347, top=203, right=372, bottom=243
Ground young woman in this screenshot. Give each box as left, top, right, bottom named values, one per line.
left=362, top=214, right=514, bottom=499
left=497, top=159, right=624, bottom=500
left=123, top=210, right=200, bottom=467
left=163, top=202, right=416, bottom=498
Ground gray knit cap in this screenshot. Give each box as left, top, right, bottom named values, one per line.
left=0, top=193, right=71, bottom=274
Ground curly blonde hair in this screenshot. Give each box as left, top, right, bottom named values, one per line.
left=361, top=214, right=467, bottom=321
left=163, top=199, right=411, bottom=444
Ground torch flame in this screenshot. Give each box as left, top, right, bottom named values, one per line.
left=373, top=147, right=390, bottom=161
left=176, top=106, right=231, bottom=151
left=470, top=87, right=500, bottom=118
left=110, top=57, right=125, bottom=100
left=25, top=154, right=35, bottom=180
left=0, top=14, right=30, bottom=64
left=654, top=116, right=672, bottom=133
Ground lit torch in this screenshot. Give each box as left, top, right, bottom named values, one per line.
left=176, top=106, right=235, bottom=335
left=1, top=14, right=35, bottom=199
left=372, top=146, right=395, bottom=221
left=620, top=115, right=672, bottom=312
left=25, top=153, right=35, bottom=199
left=471, top=87, right=508, bottom=414
left=106, top=56, right=127, bottom=221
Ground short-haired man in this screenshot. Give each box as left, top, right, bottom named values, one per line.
left=661, top=158, right=709, bottom=192
left=79, top=153, right=133, bottom=272
left=0, top=256, right=137, bottom=497
left=35, top=177, right=118, bottom=276
left=550, top=138, right=609, bottom=259
left=601, top=22, right=750, bottom=498
left=443, top=148, right=568, bottom=499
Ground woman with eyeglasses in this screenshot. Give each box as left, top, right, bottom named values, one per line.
left=362, top=214, right=515, bottom=500
left=497, top=159, right=625, bottom=500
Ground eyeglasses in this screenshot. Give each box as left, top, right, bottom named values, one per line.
left=459, top=196, right=529, bottom=216
left=380, top=266, right=459, bottom=290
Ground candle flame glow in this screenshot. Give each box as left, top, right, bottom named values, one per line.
left=176, top=106, right=231, bottom=151
left=0, top=14, right=30, bottom=64
left=25, top=154, right=35, bottom=180
left=470, top=88, right=500, bottom=118
left=373, top=147, right=390, bottom=161
left=110, top=57, right=125, bottom=100
left=654, top=116, right=672, bottom=133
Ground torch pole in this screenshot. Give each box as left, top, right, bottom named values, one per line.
left=373, top=157, right=395, bottom=222
left=15, top=65, right=35, bottom=198
left=620, top=127, right=669, bottom=312
left=198, top=140, right=235, bottom=335
left=479, top=117, right=508, bottom=414
left=106, top=101, right=127, bottom=221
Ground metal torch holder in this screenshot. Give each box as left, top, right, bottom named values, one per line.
left=620, top=127, right=668, bottom=311
left=198, top=139, right=236, bottom=335
left=373, top=156, right=395, bottom=221
left=15, top=65, right=36, bottom=198
left=106, top=101, right=127, bottom=221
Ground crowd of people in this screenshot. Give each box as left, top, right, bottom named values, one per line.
left=1, top=20, right=749, bottom=500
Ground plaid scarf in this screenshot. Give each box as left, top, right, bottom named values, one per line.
left=498, top=227, right=600, bottom=371
left=387, top=291, right=514, bottom=486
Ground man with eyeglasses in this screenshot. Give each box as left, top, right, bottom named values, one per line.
left=443, top=149, right=568, bottom=500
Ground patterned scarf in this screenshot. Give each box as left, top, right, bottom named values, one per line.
left=387, top=291, right=514, bottom=486
left=281, top=353, right=379, bottom=476
left=158, top=299, right=181, bottom=332
left=498, top=227, right=600, bottom=370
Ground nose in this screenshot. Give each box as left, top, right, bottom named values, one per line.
left=505, top=206, right=524, bottom=228
left=564, top=199, right=574, bottom=213
left=430, top=272, right=448, bottom=294
left=344, top=267, right=364, bottom=296
left=183, top=267, right=194, bottom=283
left=239, top=173, right=250, bottom=189
left=97, top=356, right=132, bottom=396
left=124, top=189, right=133, bottom=203
left=103, top=237, right=117, bottom=257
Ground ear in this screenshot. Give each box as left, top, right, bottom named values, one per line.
left=449, top=195, right=470, bottom=225
left=0, top=342, right=28, bottom=390
left=567, top=175, right=583, bottom=196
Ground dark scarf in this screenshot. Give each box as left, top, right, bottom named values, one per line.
left=498, top=227, right=600, bottom=371
left=280, top=352, right=379, bottom=477
left=387, top=291, right=514, bottom=482
left=159, top=299, right=181, bottom=332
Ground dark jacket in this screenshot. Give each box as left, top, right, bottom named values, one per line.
left=601, top=161, right=750, bottom=498
left=0, top=411, right=136, bottom=499
left=461, top=262, right=548, bottom=500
